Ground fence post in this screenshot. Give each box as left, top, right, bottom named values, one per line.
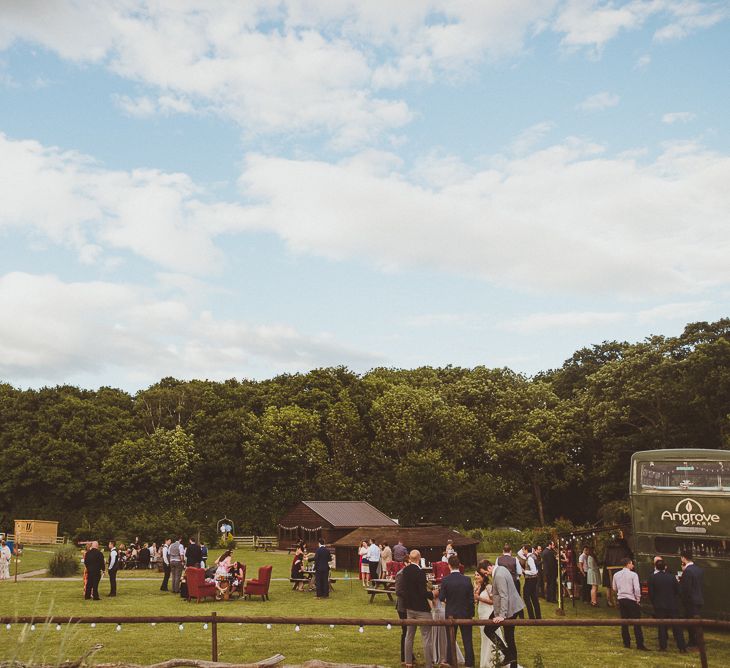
left=447, top=622, right=457, bottom=668
left=696, top=622, right=708, bottom=668
left=211, top=611, right=218, bottom=663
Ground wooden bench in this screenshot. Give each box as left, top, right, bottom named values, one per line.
left=366, top=588, right=394, bottom=603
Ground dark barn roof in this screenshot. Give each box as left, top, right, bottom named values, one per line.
left=333, top=525, right=478, bottom=548
left=299, top=501, right=398, bottom=528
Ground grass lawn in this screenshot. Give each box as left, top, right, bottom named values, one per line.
left=1, top=549, right=728, bottom=667
left=7, top=546, right=59, bottom=576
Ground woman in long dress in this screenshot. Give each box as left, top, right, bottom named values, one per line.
left=475, top=571, right=502, bottom=668
left=431, top=587, right=465, bottom=665
left=0, top=540, right=11, bottom=579
left=358, top=541, right=368, bottom=587
left=586, top=547, right=601, bottom=607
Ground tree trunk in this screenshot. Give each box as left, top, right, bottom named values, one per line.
left=532, top=475, right=546, bottom=526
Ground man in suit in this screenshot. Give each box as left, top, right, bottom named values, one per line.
left=160, top=538, right=171, bottom=591
left=542, top=541, right=558, bottom=603
left=84, top=541, right=105, bottom=600
left=313, top=538, right=332, bottom=598
left=497, top=545, right=523, bottom=619
left=186, top=537, right=203, bottom=568
left=107, top=540, right=119, bottom=597
left=679, top=550, right=704, bottom=649
left=439, top=555, right=475, bottom=667
left=481, top=558, right=524, bottom=668
left=648, top=559, right=686, bottom=652
left=402, top=549, right=435, bottom=668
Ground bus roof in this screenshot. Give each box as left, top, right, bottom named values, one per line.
left=631, top=448, right=730, bottom=462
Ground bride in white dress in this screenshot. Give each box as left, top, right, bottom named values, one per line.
left=475, top=571, right=503, bottom=668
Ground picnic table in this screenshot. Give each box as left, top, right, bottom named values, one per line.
left=366, top=578, right=395, bottom=603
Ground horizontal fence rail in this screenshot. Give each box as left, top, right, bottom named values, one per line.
left=2, top=615, right=726, bottom=668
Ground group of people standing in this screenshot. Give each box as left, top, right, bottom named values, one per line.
left=81, top=536, right=211, bottom=599
left=612, top=549, right=704, bottom=654
left=394, top=550, right=526, bottom=668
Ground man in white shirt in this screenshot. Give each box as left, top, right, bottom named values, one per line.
left=366, top=538, right=381, bottom=584
left=521, top=545, right=541, bottom=619
left=612, top=557, right=649, bottom=651
left=108, top=541, right=118, bottom=597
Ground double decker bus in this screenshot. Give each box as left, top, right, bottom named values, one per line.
left=630, top=449, right=730, bottom=619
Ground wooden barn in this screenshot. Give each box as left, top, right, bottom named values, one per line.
left=333, top=526, right=479, bottom=571
left=277, top=500, right=397, bottom=548
left=13, top=519, right=59, bottom=545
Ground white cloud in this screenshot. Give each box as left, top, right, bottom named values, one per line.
left=634, top=53, right=651, bottom=69
left=234, top=138, right=730, bottom=297
left=636, top=300, right=712, bottom=324
left=554, top=0, right=728, bottom=53
left=0, top=132, right=231, bottom=274
left=499, top=310, right=625, bottom=333
left=0, top=272, right=380, bottom=386
left=511, top=121, right=556, bottom=155
left=576, top=91, right=620, bottom=111
left=5, top=130, right=730, bottom=302
left=0, top=1, right=559, bottom=146
left=654, top=1, right=729, bottom=42
left=662, top=111, right=696, bottom=124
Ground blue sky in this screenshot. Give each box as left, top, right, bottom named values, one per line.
left=0, top=1, right=728, bottom=391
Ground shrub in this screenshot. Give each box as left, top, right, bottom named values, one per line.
left=218, top=535, right=236, bottom=550
left=48, top=546, right=81, bottom=577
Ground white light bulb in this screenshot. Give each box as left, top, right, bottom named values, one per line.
left=5, top=624, right=10, bottom=630
left=179, top=624, right=184, bottom=631
left=358, top=626, right=364, bottom=633
left=295, top=625, right=300, bottom=632
left=115, top=625, right=121, bottom=632
left=266, top=624, right=271, bottom=630
left=56, top=625, right=62, bottom=631
left=329, top=624, right=335, bottom=629
left=386, top=623, right=392, bottom=630
left=91, top=623, right=96, bottom=628
left=203, top=623, right=208, bottom=630
left=30, top=625, right=36, bottom=631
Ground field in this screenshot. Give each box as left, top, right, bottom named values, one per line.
left=0, top=548, right=728, bottom=667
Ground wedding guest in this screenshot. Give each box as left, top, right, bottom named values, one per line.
left=542, top=540, right=558, bottom=603
left=479, top=558, right=524, bottom=668
left=648, top=559, right=686, bottom=653
left=475, top=570, right=503, bottom=668
left=439, top=555, right=475, bottom=667
left=402, top=550, right=435, bottom=668
left=358, top=540, right=369, bottom=586
left=84, top=541, right=105, bottom=600
left=612, top=557, right=649, bottom=651
left=160, top=538, right=171, bottom=591
left=107, top=540, right=119, bottom=597
left=680, top=550, right=704, bottom=649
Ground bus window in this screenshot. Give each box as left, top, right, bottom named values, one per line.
left=639, top=461, right=725, bottom=492
left=654, top=536, right=729, bottom=559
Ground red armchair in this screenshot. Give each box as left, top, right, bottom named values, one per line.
left=186, top=567, right=217, bottom=602
left=386, top=561, right=405, bottom=578
left=431, top=561, right=450, bottom=583
left=244, top=565, right=273, bottom=601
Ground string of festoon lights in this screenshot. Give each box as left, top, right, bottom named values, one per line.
left=5, top=620, right=397, bottom=634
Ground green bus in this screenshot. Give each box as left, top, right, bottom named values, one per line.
left=630, top=448, right=730, bottom=619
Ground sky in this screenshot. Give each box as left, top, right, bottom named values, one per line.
left=0, top=0, right=729, bottom=392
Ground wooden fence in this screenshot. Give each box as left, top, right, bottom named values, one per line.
left=231, top=536, right=277, bottom=549
left=1, top=614, right=727, bottom=668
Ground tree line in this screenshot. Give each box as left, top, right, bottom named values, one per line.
left=1, top=319, right=728, bottom=541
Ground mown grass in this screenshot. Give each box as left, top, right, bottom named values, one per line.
left=1, top=548, right=728, bottom=667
